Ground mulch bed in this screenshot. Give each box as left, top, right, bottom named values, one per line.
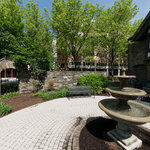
left=0, top=93, right=43, bottom=117
left=79, top=117, right=150, bottom=150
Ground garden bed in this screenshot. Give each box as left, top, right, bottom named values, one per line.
left=76, top=117, right=150, bottom=150
left=0, top=93, right=43, bottom=117
left=0, top=89, right=108, bottom=118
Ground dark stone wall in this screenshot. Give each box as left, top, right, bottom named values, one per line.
left=128, top=39, right=148, bottom=88
left=128, top=40, right=146, bottom=71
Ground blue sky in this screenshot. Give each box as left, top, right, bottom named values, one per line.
left=22, top=0, right=150, bottom=21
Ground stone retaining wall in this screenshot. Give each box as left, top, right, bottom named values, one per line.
left=43, top=71, right=106, bottom=89
left=19, top=71, right=106, bottom=93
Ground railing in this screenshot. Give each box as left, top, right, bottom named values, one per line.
left=68, top=62, right=128, bottom=70
left=1, top=78, right=18, bottom=85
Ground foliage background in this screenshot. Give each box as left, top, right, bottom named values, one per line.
left=0, top=0, right=143, bottom=77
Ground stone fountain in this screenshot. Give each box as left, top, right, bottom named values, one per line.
left=98, top=70, right=150, bottom=150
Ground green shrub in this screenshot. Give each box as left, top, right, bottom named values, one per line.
left=33, top=91, right=45, bottom=97
left=0, top=102, right=12, bottom=115
left=0, top=92, right=20, bottom=100
left=33, top=87, right=68, bottom=100
left=77, top=73, right=109, bottom=94
left=58, top=86, right=66, bottom=91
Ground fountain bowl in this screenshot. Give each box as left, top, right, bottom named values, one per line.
left=114, top=75, right=136, bottom=79
left=98, top=99, right=150, bottom=125
left=114, top=75, right=136, bottom=89
left=106, top=87, right=147, bottom=101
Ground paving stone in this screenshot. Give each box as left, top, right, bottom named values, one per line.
left=0, top=96, right=149, bottom=150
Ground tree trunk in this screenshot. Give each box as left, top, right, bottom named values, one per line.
left=110, top=48, right=115, bottom=81
left=81, top=55, right=83, bottom=71
left=73, top=54, right=78, bottom=71
left=72, top=47, right=79, bottom=71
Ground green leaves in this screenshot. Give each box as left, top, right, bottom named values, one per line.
left=0, top=102, right=12, bottom=116
left=94, top=0, right=142, bottom=76
left=33, top=87, right=68, bottom=100
left=77, top=73, right=109, bottom=94
left=0, top=0, right=54, bottom=78
left=0, top=0, right=143, bottom=77
left=50, top=0, right=101, bottom=69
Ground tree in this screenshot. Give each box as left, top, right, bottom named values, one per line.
left=23, top=0, right=54, bottom=78
left=0, top=0, right=24, bottom=95
left=95, top=0, right=142, bottom=77
left=0, top=0, right=24, bottom=60
left=0, top=0, right=54, bottom=79
left=50, top=0, right=101, bottom=70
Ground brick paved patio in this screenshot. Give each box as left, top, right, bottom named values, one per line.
left=0, top=96, right=150, bottom=150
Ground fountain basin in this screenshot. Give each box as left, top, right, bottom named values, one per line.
left=98, top=99, right=150, bottom=125
left=114, top=75, right=136, bottom=79
left=106, top=87, right=147, bottom=101
left=114, top=75, right=136, bottom=88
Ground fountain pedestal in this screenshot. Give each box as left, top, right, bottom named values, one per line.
left=98, top=75, right=150, bottom=150
left=108, top=121, right=142, bottom=150
left=108, top=129, right=142, bottom=150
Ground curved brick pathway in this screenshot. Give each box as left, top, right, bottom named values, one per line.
left=0, top=96, right=150, bottom=150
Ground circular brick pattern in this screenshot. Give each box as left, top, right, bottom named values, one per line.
left=0, top=96, right=149, bottom=150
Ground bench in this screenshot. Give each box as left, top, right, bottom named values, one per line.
left=68, top=86, right=92, bottom=97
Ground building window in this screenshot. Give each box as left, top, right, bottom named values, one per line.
left=1, top=69, right=18, bottom=78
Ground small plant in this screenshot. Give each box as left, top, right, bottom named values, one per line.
left=0, top=102, right=12, bottom=116
left=0, top=92, right=20, bottom=100
left=58, top=86, right=67, bottom=91
left=32, top=79, right=40, bottom=92
left=33, top=87, right=68, bottom=100
left=47, top=80, right=55, bottom=91
left=77, top=73, right=109, bottom=94
left=97, top=87, right=104, bottom=95
left=38, top=89, right=49, bottom=93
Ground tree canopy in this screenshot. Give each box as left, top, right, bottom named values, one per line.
left=50, top=0, right=101, bottom=69
left=94, top=0, right=142, bottom=76
left=0, top=0, right=54, bottom=78
left=0, top=0, right=143, bottom=75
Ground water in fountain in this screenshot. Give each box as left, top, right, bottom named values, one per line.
left=101, top=99, right=150, bottom=118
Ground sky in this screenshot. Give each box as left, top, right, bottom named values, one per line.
left=22, top=0, right=150, bottom=22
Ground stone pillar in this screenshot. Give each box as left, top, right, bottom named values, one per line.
left=94, top=51, right=97, bottom=72
left=118, top=60, right=121, bottom=76
left=106, top=53, right=109, bottom=77
left=4, top=70, right=6, bottom=78
left=106, top=65, right=109, bottom=77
